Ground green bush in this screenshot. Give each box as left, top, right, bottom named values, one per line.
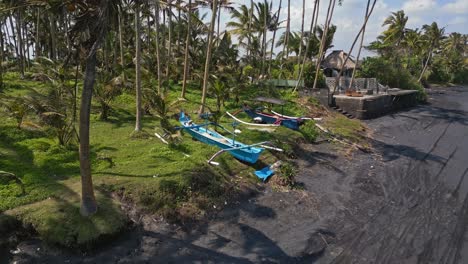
left=452, top=68, right=468, bottom=84
left=303, top=62, right=326, bottom=88
left=428, top=61, right=451, bottom=84
left=300, top=120, right=319, bottom=143
left=277, top=162, right=297, bottom=187
left=358, top=57, right=426, bottom=102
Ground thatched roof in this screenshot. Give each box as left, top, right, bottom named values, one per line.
left=321, top=50, right=357, bottom=70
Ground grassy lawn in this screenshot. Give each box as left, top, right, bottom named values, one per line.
left=0, top=72, right=312, bottom=247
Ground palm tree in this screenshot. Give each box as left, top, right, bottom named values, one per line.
left=216, top=0, right=233, bottom=38
left=281, top=0, right=290, bottom=64
left=74, top=0, right=110, bottom=217
left=444, top=32, right=465, bottom=54
left=227, top=4, right=251, bottom=59
left=313, top=0, right=337, bottom=89
left=200, top=0, right=218, bottom=114
left=297, top=0, right=305, bottom=66
left=135, top=0, right=142, bottom=132
left=382, top=10, right=408, bottom=48
left=181, top=0, right=193, bottom=98
left=276, top=31, right=303, bottom=57
left=154, top=0, right=163, bottom=94
left=294, top=0, right=320, bottom=92
left=254, top=0, right=275, bottom=75
left=418, top=22, right=445, bottom=82
left=268, top=0, right=282, bottom=75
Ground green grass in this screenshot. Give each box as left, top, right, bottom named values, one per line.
left=324, top=115, right=367, bottom=144
left=0, top=73, right=318, bottom=247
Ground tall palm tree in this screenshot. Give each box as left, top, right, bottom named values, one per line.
left=135, top=0, right=142, bottom=132
left=227, top=4, right=251, bottom=59
left=75, top=0, right=110, bottom=217
left=418, top=22, right=445, bottom=82
left=200, top=0, right=218, bottom=114
left=254, top=0, right=275, bottom=75
left=444, top=32, right=464, bottom=54
left=154, top=0, right=163, bottom=94
left=216, top=0, right=233, bottom=38
left=313, top=0, right=337, bottom=89
left=268, top=0, right=282, bottom=75
left=181, top=0, right=192, bottom=98
left=280, top=0, right=290, bottom=64
left=382, top=10, right=408, bottom=48
left=297, top=0, right=305, bottom=66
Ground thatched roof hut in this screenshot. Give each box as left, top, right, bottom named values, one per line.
left=321, top=50, right=357, bottom=77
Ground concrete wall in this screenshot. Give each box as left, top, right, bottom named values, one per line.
left=334, top=91, right=419, bottom=119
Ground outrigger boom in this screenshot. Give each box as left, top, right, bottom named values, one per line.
left=207, top=141, right=283, bottom=165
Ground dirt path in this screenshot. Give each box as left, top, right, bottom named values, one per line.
left=6, top=87, right=468, bottom=264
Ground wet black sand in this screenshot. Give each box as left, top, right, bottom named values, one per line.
left=5, top=86, right=468, bottom=263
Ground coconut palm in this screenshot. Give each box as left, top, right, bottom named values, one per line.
left=382, top=10, right=408, bottom=48
left=313, top=0, right=338, bottom=89
left=199, top=0, right=218, bottom=114
left=135, top=0, right=142, bottom=131
left=70, top=0, right=111, bottom=217
left=227, top=4, right=252, bottom=59
left=181, top=0, right=193, bottom=98
left=267, top=0, right=282, bottom=74
left=418, top=22, right=445, bottom=82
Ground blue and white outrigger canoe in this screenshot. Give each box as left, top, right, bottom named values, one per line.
left=179, top=112, right=271, bottom=164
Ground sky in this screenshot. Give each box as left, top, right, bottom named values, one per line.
left=214, top=0, right=468, bottom=58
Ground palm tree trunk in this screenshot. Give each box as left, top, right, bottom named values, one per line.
left=24, top=15, right=30, bottom=70
left=261, top=2, right=267, bottom=76
left=8, top=14, right=18, bottom=59
left=348, top=0, right=370, bottom=90
left=177, top=0, right=181, bottom=56
left=294, top=0, right=319, bottom=92
left=200, top=0, right=218, bottom=114
left=79, top=48, right=98, bottom=217
left=135, top=2, right=142, bottom=132
left=16, top=11, right=25, bottom=78
left=297, top=0, right=305, bottom=67
left=181, top=0, right=192, bottom=98
left=281, top=0, right=291, bottom=64
left=166, top=6, right=172, bottom=85
left=35, top=7, right=40, bottom=57
left=268, top=0, right=282, bottom=75
left=313, top=0, right=335, bottom=89
left=217, top=2, right=221, bottom=39
left=0, top=20, right=4, bottom=90
left=80, top=0, right=109, bottom=217
left=49, top=15, right=57, bottom=61
left=118, top=6, right=125, bottom=82
left=247, top=0, right=253, bottom=61
left=418, top=47, right=432, bottom=82
left=154, top=0, right=163, bottom=95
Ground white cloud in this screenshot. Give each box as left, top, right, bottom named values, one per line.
left=402, top=0, right=437, bottom=13
left=442, top=0, right=468, bottom=14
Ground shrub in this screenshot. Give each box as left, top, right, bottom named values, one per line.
left=303, top=62, right=326, bottom=88
left=300, top=120, right=319, bottom=143
left=452, top=67, right=468, bottom=84
left=358, top=57, right=426, bottom=102
left=277, top=162, right=297, bottom=187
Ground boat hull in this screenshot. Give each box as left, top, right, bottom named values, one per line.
left=244, top=109, right=302, bottom=130
left=180, top=113, right=263, bottom=164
